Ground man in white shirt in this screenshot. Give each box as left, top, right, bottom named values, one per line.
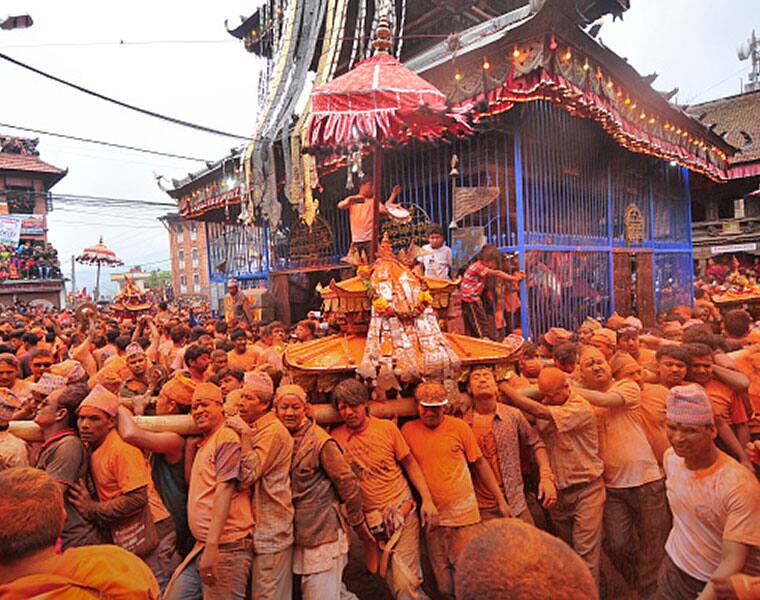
left=338, top=177, right=401, bottom=259
left=416, top=224, right=452, bottom=280
left=655, top=384, right=760, bottom=600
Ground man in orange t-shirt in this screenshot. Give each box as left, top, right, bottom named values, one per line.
left=503, top=368, right=606, bottom=584
left=0, top=467, right=160, bottom=599
left=165, top=382, right=253, bottom=600
left=685, top=343, right=754, bottom=471
left=227, top=328, right=260, bottom=372
left=639, top=345, right=692, bottom=464
left=332, top=378, right=438, bottom=600
left=69, top=384, right=176, bottom=591
left=574, top=349, right=668, bottom=598
left=402, top=381, right=509, bottom=598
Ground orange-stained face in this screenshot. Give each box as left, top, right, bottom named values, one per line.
left=126, top=354, right=147, bottom=377
left=77, top=406, right=112, bottom=447
left=191, top=396, right=224, bottom=434
left=0, top=362, right=17, bottom=388
left=337, top=399, right=367, bottom=430
left=238, top=389, right=268, bottom=424
left=666, top=419, right=715, bottom=460
left=580, top=354, right=611, bottom=389
left=276, top=394, right=307, bottom=433
left=687, top=355, right=712, bottom=386
left=658, top=356, right=688, bottom=388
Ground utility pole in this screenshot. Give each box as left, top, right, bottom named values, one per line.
left=70, top=255, right=76, bottom=305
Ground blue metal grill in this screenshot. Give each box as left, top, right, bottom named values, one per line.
left=206, top=221, right=269, bottom=286
left=207, top=101, right=692, bottom=336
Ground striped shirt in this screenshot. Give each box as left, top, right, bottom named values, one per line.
left=461, top=260, right=488, bottom=302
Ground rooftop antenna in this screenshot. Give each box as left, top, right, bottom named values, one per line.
left=737, top=30, right=760, bottom=93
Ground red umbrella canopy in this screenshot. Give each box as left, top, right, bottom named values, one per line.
left=76, top=237, right=124, bottom=266
left=308, top=53, right=471, bottom=148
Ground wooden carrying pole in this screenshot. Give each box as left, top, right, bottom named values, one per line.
left=9, top=397, right=418, bottom=442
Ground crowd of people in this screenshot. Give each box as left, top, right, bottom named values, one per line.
left=0, top=278, right=758, bottom=599
left=0, top=240, right=62, bottom=281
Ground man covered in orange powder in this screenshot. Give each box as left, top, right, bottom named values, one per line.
left=402, top=381, right=510, bottom=599
left=656, top=385, right=760, bottom=600
left=503, top=367, right=606, bottom=584
left=0, top=467, right=160, bottom=598
left=574, top=347, right=668, bottom=598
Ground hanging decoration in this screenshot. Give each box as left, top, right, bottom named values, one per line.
left=288, top=0, right=351, bottom=226
left=443, top=37, right=730, bottom=182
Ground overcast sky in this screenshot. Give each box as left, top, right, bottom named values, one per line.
left=1, top=0, right=756, bottom=297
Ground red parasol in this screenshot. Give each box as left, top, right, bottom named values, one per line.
left=76, top=237, right=124, bottom=266
left=307, top=20, right=471, bottom=258
left=308, top=52, right=471, bottom=148
left=76, top=237, right=123, bottom=302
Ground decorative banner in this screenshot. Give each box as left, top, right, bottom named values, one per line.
left=381, top=205, right=431, bottom=254
left=0, top=215, right=22, bottom=245
left=452, top=187, right=500, bottom=224
left=451, top=226, right=486, bottom=274
left=18, top=214, right=45, bottom=235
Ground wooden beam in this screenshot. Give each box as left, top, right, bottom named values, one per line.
left=9, top=397, right=419, bottom=442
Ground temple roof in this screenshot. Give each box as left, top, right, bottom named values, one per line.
left=687, top=89, right=760, bottom=166
left=0, top=152, right=67, bottom=187
left=227, top=0, right=630, bottom=67
left=410, top=0, right=734, bottom=180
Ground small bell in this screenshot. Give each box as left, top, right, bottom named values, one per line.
left=449, top=154, right=460, bottom=177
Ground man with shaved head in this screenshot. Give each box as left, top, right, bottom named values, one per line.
left=503, top=367, right=605, bottom=583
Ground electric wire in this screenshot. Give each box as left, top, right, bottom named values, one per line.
left=0, top=51, right=251, bottom=140
left=0, top=122, right=213, bottom=162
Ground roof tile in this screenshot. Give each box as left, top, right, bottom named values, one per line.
left=0, top=153, right=65, bottom=175
left=687, top=90, right=760, bottom=164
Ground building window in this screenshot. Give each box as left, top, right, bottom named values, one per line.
left=179, top=274, right=186, bottom=286
left=193, top=273, right=200, bottom=287
left=180, top=284, right=187, bottom=294
left=190, top=223, right=198, bottom=240
left=191, top=247, right=199, bottom=268
left=178, top=249, right=185, bottom=264
left=176, top=225, right=184, bottom=243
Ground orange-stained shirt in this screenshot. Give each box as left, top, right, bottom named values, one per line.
left=639, top=383, right=671, bottom=465
left=470, top=411, right=504, bottom=510
left=733, top=355, right=760, bottom=433
left=540, top=392, right=604, bottom=490
left=704, top=379, right=748, bottom=425
left=0, top=545, right=159, bottom=599
left=90, top=430, right=170, bottom=524
left=227, top=346, right=260, bottom=372
left=595, top=380, right=663, bottom=489
left=401, top=416, right=482, bottom=527
left=332, top=416, right=412, bottom=513
left=188, top=425, right=253, bottom=544
left=638, top=347, right=657, bottom=366
left=731, top=573, right=760, bottom=600
left=663, top=449, right=760, bottom=582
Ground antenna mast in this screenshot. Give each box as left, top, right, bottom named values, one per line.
left=738, top=30, right=760, bottom=93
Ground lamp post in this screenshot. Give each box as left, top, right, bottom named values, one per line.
left=1, top=15, right=33, bottom=30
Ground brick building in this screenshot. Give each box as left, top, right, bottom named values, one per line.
left=0, top=136, right=66, bottom=307
left=161, top=212, right=210, bottom=299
